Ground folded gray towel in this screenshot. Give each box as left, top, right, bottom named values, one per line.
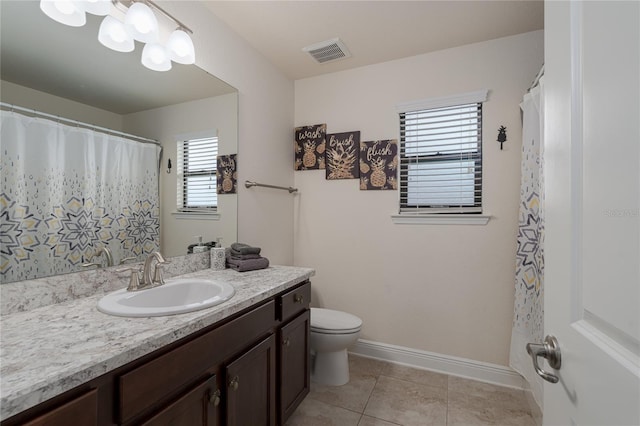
left=226, top=257, right=269, bottom=272
left=230, top=242, right=261, bottom=255
left=228, top=253, right=262, bottom=260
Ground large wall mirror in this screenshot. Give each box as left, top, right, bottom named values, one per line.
left=0, top=1, right=238, bottom=284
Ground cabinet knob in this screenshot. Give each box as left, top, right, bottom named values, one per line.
left=209, top=389, right=221, bottom=407
left=293, top=294, right=304, bottom=304
left=283, top=337, right=291, bottom=347
left=229, top=376, right=239, bottom=391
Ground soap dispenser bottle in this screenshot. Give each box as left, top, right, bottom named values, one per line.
left=192, top=236, right=208, bottom=253
left=211, top=238, right=226, bottom=270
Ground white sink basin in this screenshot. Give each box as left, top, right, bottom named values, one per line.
left=98, top=278, right=235, bottom=317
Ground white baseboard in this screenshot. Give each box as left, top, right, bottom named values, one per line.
left=349, top=339, right=526, bottom=390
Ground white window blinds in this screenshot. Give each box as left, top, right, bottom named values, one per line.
left=398, top=93, right=485, bottom=214
left=177, top=136, right=218, bottom=211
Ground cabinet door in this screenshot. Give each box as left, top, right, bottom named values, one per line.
left=225, top=335, right=276, bottom=426
left=141, top=375, right=218, bottom=426
left=22, top=389, right=97, bottom=426
left=279, top=310, right=310, bottom=425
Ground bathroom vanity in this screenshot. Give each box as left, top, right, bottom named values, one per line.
left=0, top=266, right=313, bottom=426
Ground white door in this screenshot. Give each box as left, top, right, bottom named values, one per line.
left=543, top=1, right=640, bottom=425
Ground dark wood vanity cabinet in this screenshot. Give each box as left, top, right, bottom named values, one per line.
left=21, top=389, right=98, bottom=426
left=2, top=280, right=311, bottom=426
left=278, top=310, right=310, bottom=424
left=225, top=335, right=276, bottom=426
left=140, top=376, right=218, bottom=426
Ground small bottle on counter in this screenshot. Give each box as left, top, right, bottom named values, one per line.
left=210, top=238, right=226, bottom=270
left=192, top=236, right=208, bottom=253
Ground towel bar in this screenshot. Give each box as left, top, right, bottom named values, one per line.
left=245, top=180, right=298, bottom=194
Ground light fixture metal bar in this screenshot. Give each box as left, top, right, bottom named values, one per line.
left=145, top=0, right=193, bottom=34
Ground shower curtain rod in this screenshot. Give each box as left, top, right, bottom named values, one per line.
left=527, top=64, right=545, bottom=93
left=0, top=102, right=159, bottom=146
left=245, top=180, right=298, bottom=193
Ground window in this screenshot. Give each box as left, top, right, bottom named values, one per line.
left=177, top=136, right=218, bottom=212
left=398, top=90, right=486, bottom=215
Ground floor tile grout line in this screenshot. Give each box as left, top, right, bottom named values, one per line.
left=445, top=374, right=450, bottom=426
left=360, top=370, right=380, bottom=416
left=305, top=392, right=365, bottom=416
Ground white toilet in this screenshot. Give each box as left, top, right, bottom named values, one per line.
left=310, top=308, right=362, bottom=386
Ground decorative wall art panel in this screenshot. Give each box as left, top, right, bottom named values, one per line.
left=294, top=123, right=326, bottom=170
left=359, top=139, right=398, bottom=190
left=325, top=131, right=360, bottom=180
left=217, top=154, right=237, bottom=194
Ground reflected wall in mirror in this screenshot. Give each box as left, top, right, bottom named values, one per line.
left=0, top=1, right=238, bottom=284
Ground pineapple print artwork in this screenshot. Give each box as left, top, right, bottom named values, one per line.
left=294, top=124, right=326, bottom=170
left=216, top=154, right=237, bottom=194
left=325, top=131, right=360, bottom=180
left=369, top=158, right=387, bottom=188
left=222, top=169, right=233, bottom=192
left=303, top=141, right=317, bottom=168
left=359, top=139, right=398, bottom=190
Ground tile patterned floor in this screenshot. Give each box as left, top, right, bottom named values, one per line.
left=286, top=354, right=538, bottom=426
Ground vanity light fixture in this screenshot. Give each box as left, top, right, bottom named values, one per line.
left=84, top=0, right=112, bottom=16
left=166, top=29, right=195, bottom=65
left=98, top=15, right=135, bottom=52
left=142, top=42, right=172, bottom=72
left=39, top=0, right=196, bottom=72
left=124, top=2, right=159, bottom=44
left=40, top=0, right=87, bottom=27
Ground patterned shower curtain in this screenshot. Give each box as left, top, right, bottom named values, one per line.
left=510, top=80, right=544, bottom=408
left=0, top=110, right=161, bottom=283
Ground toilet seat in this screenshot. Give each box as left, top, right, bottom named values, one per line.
left=311, top=308, right=362, bottom=335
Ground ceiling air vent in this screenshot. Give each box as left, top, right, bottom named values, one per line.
left=303, top=38, right=351, bottom=64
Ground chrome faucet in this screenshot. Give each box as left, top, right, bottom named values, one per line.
left=98, top=246, right=114, bottom=267
left=82, top=246, right=114, bottom=268
left=142, top=251, right=169, bottom=288
left=117, top=252, right=169, bottom=291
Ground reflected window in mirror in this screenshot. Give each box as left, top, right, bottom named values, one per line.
left=177, top=134, right=218, bottom=213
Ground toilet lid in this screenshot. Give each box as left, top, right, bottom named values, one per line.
left=311, top=308, right=362, bottom=333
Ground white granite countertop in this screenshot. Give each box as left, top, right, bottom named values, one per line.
left=0, top=265, right=314, bottom=421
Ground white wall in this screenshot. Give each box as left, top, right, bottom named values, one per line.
left=161, top=2, right=295, bottom=265
left=0, top=80, right=123, bottom=130
left=123, top=94, right=238, bottom=257
left=294, top=31, right=543, bottom=366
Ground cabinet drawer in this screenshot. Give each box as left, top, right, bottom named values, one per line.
left=141, top=375, right=218, bottom=426
left=22, top=389, right=97, bottom=426
left=118, top=300, right=276, bottom=424
left=278, top=281, right=310, bottom=322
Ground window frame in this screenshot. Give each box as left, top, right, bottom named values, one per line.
left=176, top=133, right=219, bottom=213
left=395, top=90, right=488, bottom=217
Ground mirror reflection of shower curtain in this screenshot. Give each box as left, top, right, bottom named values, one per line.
left=510, top=79, right=544, bottom=409
left=0, top=110, right=161, bottom=283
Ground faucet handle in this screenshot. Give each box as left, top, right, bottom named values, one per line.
left=81, top=262, right=101, bottom=268
left=152, top=262, right=167, bottom=286
left=119, top=256, right=138, bottom=265
left=116, top=266, right=143, bottom=291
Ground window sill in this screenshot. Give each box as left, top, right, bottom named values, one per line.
left=172, top=211, right=220, bottom=220
left=391, top=214, right=491, bottom=225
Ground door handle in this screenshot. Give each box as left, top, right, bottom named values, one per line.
left=526, top=335, right=561, bottom=383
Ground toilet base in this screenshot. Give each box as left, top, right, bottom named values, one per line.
left=311, top=349, right=350, bottom=386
